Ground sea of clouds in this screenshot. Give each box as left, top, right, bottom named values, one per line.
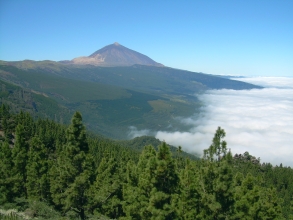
left=129, top=77, right=293, bottom=167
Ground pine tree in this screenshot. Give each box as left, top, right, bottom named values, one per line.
left=147, top=142, right=180, bottom=219
left=257, top=187, right=284, bottom=219
left=177, top=159, right=201, bottom=219
left=198, top=127, right=228, bottom=219
left=0, top=104, right=14, bottom=143
left=232, top=173, right=262, bottom=219
left=50, top=112, right=92, bottom=220
left=122, top=160, right=140, bottom=219
left=12, top=124, right=29, bottom=198
left=203, top=126, right=227, bottom=162
left=0, top=141, right=14, bottom=204
left=122, top=145, right=157, bottom=219
left=26, top=137, right=50, bottom=200
left=88, top=156, right=123, bottom=219
left=214, top=151, right=235, bottom=219
left=197, top=159, right=220, bottom=219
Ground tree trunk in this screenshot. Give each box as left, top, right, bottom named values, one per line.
left=80, top=208, right=85, bottom=220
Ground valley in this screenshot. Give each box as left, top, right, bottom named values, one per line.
left=0, top=43, right=262, bottom=139
left=0, top=59, right=261, bottom=139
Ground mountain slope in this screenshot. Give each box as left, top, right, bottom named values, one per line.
left=0, top=64, right=199, bottom=138
left=0, top=79, right=71, bottom=122
left=0, top=61, right=262, bottom=93
left=0, top=42, right=263, bottom=139
left=67, top=42, right=163, bottom=67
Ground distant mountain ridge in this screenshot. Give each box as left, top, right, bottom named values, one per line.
left=62, top=42, right=164, bottom=67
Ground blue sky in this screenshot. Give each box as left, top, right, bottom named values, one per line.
left=0, top=0, right=292, bottom=76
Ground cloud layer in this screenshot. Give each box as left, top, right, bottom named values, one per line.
left=128, top=126, right=152, bottom=139
left=155, top=77, right=293, bottom=167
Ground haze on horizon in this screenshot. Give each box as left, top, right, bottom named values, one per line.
left=0, top=0, right=292, bottom=77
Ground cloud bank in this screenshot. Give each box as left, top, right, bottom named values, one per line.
left=154, top=77, right=293, bottom=167
left=128, top=126, right=152, bottom=139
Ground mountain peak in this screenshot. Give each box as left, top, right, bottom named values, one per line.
left=70, top=43, right=163, bottom=67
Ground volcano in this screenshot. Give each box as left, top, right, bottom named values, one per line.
left=67, top=42, right=163, bottom=67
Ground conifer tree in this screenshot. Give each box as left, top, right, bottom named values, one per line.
left=232, top=173, right=262, bottom=219
left=0, top=141, right=14, bottom=204
left=12, top=124, right=29, bottom=198
left=122, top=160, right=140, bottom=219
left=0, top=104, right=14, bottom=143
left=177, top=159, right=201, bottom=219
left=203, top=126, right=227, bottom=162
left=26, top=137, right=49, bottom=200
left=122, top=145, right=157, bottom=219
left=50, top=112, right=92, bottom=220
left=197, top=159, right=220, bottom=219
left=214, top=151, right=235, bottom=219
left=147, top=142, right=180, bottom=219
left=257, top=187, right=284, bottom=219
left=175, top=146, right=185, bottom=170
left=16, top=111, right=35, bottom=141
left=88, top=156, right=123, bottom=219
left=198, top=127, right=228, bottom=219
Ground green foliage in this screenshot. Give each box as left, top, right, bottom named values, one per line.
left=0, top=64, right=205, bottom=139
left=25, top=200, right=61, bottom=219
left=0, top=106, right=292, bottom=219
left=118, top=135, right=199, bottom=161
left=12, top=124, right=29, bottom=198
left=0, top=79, right=71, bottom=124
left=204, top=126, right=227, bottom=161
left=50, top=112, right=93, bottom=220
left=0, top=212, right=22, bottom=220
left=177, top=159, right=201, bottom=219
left=0, top=142, right=14, bottom=204
left=26, top=137, right=50, bottom=200
left=88, top=157, right=123, bottom=219
left=123, top=145, right=157, bottom=219
left=123, top=143, right=180, bottom=219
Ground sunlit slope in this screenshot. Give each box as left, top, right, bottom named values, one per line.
left=0, top=63, right=201, bottom=138
left=1, top=61, right=262, bottom=94
left=0, top=64, right=130, bottom=103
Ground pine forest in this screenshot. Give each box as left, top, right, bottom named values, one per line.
left=0, top=104, right=292, bottom=220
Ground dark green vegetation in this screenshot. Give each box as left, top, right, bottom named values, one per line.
left=0, top=79, right=71, bottom=123
left=117, top=135, right=200, bottom=161
left=0, top=61, right=262, bottom=139
left=1, top=105, right=292, bottom=219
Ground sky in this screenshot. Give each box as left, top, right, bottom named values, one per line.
left=0, top=0, right=292, bottom=77
left=129, top=77, right=293, bottom=167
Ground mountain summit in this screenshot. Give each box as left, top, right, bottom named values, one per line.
left=69, top=42, right=164, bottom=67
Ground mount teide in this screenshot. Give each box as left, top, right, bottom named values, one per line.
left=62, top=42, right=164, bottom=67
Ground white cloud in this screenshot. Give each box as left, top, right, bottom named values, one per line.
left=128, top=126, right=152, bottom=139
left=231, top=76, right=293, bottom=89
left=155, top=77, right=293, bottom=167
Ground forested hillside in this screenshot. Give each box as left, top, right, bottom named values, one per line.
left=0, top=79, right=71, bottom=123
left=0, top=105, right=292, bottom=219
left=0, top=62, right=262, bottom=139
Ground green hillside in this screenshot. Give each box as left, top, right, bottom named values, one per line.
left=0, top=61, right=262, bottom=139
left=1, top=60, right=262, bottom=93
left=0, top=64, right=200, bottom=138
left=0, top=79, right=71, bottom=123
left=117, top=135, right=200, bottom=160
left=0, top=109, right=292, bottom=219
